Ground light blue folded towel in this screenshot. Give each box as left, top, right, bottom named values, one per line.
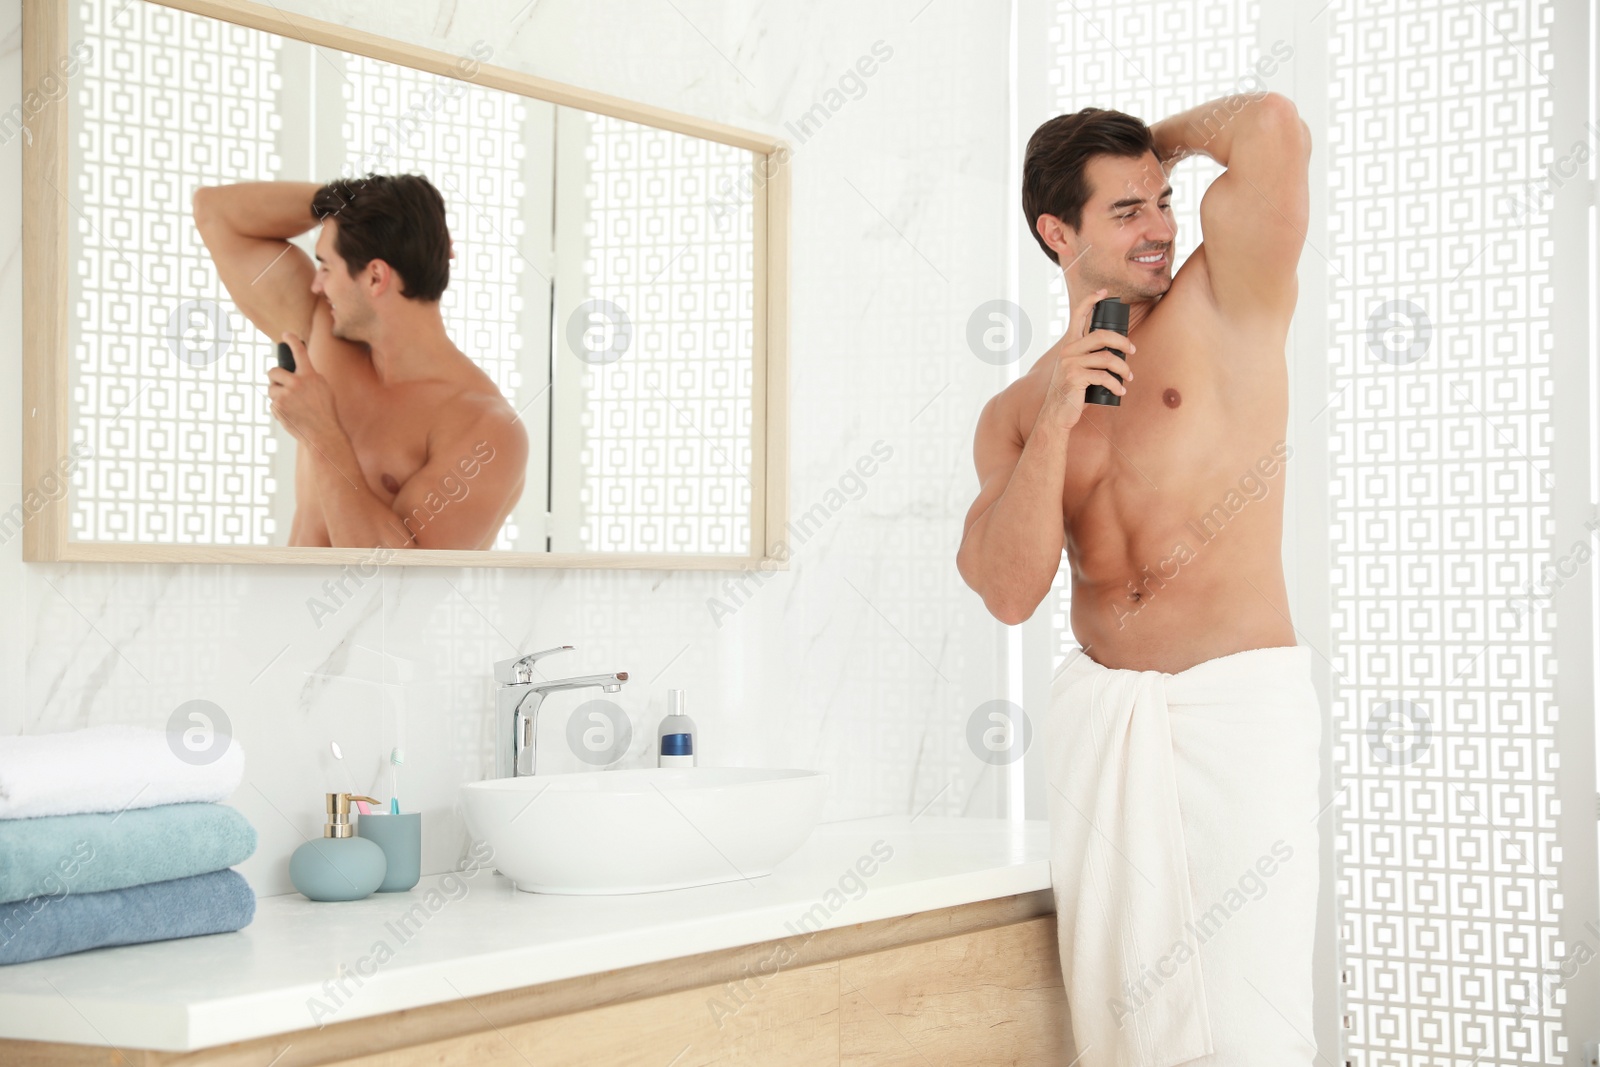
left=0, top=803, right=257, bottom=905
left=0, top=868, right=255, bottom=965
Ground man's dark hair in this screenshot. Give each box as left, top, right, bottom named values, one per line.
left=1022, top=108, right=1155, bottom=264
left=311, top=173, right=450, bottom=302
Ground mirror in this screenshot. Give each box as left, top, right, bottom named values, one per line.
left=22, top=0, right=787, bottom=566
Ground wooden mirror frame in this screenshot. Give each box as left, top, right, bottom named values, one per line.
left=20, top=0, right=789, bottom=570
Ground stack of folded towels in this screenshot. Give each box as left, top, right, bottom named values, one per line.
left=0, top=724, right=257, bottom=965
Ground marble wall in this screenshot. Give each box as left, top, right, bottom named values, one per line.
left=0, top=0, right=1016, bottom=896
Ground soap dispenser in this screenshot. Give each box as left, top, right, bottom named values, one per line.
left=657, top=689, right=697, bottom=768
left=289, top=793, right=388, bottom=901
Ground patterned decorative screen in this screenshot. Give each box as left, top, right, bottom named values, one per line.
left=339, top=54, right=530, bottom=550
left=1042, top=0, right=1259, bottom=671
left=570, top=113, right=754, bottom=554
left=70, top=0, right=281, bottom=543
left=1327, top=1, right=1568, bottom=1061
left=1037, top=0, right=1582, bottom=1062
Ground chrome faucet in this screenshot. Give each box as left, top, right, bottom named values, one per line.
left=493, top=647, right=629, bottom=778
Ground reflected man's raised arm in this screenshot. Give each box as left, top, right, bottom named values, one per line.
left=191, top=181, right=322, bottom=342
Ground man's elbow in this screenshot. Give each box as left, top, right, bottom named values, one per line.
left=957, top=553, right=1040, bottom=626
left=1256, top=92, right=1311, bottom=149
left=191, top=185, right=232, bottom=233
left=191, top=185, right=216, bottom=230
left=1255, top=91, right=1300, bottom=122
left=960, top=543, right=1036, bottom=627
left=986, top=596, right=1036, bottom=627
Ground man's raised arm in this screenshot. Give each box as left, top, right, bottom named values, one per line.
left=1149, top=92, right=1312, bottom=327
left=191, top=181, right=323, bottom=343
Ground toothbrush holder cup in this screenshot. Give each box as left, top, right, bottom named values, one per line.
left=357, top=812, right=421, bottom=892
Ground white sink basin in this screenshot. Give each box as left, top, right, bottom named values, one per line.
left=459, top=767, right=828, bottom=894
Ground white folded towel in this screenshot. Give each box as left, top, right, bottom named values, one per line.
left=1045, top=644, right=1322, bottom=1067
left=0, top=724, right=245, bottom=819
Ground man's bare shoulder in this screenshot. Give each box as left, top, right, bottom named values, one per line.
left=430, top=376, right=529, bottom=463
left=978, top=347, right=1056, bottom=448
left=451, top=385, right=521, bottom=432
left=450, top=357, right=521, bottom=416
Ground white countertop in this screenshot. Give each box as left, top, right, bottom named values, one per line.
left=0, top=815, right=1052, bottom=1052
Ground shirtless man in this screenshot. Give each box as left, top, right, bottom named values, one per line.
left=957, top=93, right=1312, bottom=674
left=192, top=174, right=528, bottom=550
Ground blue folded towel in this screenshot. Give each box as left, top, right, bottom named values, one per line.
left=0, top=868, right=255, bottom=965
left=0, top=803, right=257, bottom=905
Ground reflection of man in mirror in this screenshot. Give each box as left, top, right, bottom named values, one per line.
left=191, top=173, right=528, bottom=549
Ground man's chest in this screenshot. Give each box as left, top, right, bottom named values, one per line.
left=328, top=378, right=448, bottom=501
left=1050, top=324, right=1290, bottom=552
left=1065, top=360, right=1225, bottom=496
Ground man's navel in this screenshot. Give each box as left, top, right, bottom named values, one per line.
left=1163, top=388, right=1181, bottom=409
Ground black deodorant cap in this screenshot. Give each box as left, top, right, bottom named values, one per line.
left=1084, top=297, right=1129, bottom=407
left=276, top=342, right=296, bottom=373
left=1090, top=297, right=1129, bottom=335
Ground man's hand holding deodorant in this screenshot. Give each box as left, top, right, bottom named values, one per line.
left=1038, top=287, right=1135, bottom=432
left=266, top=332, right=344, bottom=446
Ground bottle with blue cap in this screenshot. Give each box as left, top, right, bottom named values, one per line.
left=657, top=689, right=697, bottom=768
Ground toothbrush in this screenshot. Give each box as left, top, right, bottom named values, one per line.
left=389, top=747, right=404, bottom=814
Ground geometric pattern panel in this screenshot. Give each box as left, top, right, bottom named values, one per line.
left=574, top=113, right=754, bottom=554
left=1327, top=1, right=1563, bottom=1062
left=70, top=0, right=281, bottom=544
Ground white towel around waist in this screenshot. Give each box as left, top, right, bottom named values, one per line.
left=0, top=724, right=245, bottom=819
left=1045, top=643, right=1322, bottom=1067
